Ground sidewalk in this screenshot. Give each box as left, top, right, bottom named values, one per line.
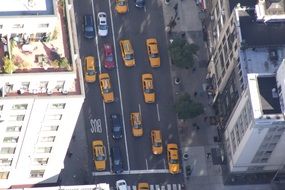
left=161, top=0, right=274, bottom=190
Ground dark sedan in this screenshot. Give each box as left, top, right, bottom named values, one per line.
left=111, top=146, right=123, bottom=174
left=110, top=114, right=123, bottom=139
left=135, top=0, right=145, bottom=8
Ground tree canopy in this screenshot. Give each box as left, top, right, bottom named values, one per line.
left=169, top=37, right=199, bottom=68
left=175, top=93, right=204, bottom=119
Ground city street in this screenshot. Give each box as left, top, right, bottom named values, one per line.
left=67, top=0, right=183, bottom=188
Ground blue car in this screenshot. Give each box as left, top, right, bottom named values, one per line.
left=83, top=15, right=95, bottom=39
left=110, top=114, right=123, bottom=139
left=135, top=0, right=145, bottom=8
left=111, top=146, right=123, bottom=174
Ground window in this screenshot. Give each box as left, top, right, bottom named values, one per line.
left=0, top=158, right=13, bottom=166
left=30, top=170, right=44, bottom=178
left=40, top=136, right=56, bottom=142
left=33, top=158, right=49, bottom=165
left=50, top=103, right=66, bottom=109
left=6, top=126, right=22, bottom=132
left=3, top=137, right=18, bottom=143
left=0, top=105, right=3, bottom=111
left=12, top=24, right=24, bottom=28
left=21, top=82, right=30, bottom=90
left=38, top=23, right=49, bottom=28
left=261, top=158, right=269, bottom=163
left=35, top=147, right=52, bottom=153
left=0, top=147, right=16, bottom=154
left=41, top=125, right=59, bottom=131
left=0, top=172, right=9, bottom=179
left=9, top=115, right=25, bottom=121
left=0, top=25, right=3, bottom=29
left=45, top=114, right=62, bottom=120
left=12, top=104, right=28, bottom=110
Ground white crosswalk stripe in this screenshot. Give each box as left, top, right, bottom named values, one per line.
left=178, top=184, right=181, bottom=190
left=127, top=186, right=131, bottom=190
left=172, top=184, right=177, bottom=190
left=132, top=185, right=137, bottom=190
left=150, top=185, right=154, bottom=190
left=167, top=184, right=171, bottom=190
left=155, top=185, right=160, bottom=190
left=161, top=185, right=165, bottom=190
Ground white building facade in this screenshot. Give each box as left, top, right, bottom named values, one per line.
left=0, top=0, right=84, bottom=188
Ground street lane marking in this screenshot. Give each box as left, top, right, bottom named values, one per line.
left=156, top=103, right=160, bottom=122
left=155, top=185, right=160, bottom=190
left=145, top=159, right=148, bottom=170
left=172, top=184, right=177, bottom=190
left=163, top=159, right=167, bottom=169
left=90, top=118, right=102, bottom=133
left=138, top=104, right=142, bottom=115
left=150, top=185, right=154, bottom=190
left=127, top=186, right=131, bottom=190
left=161, top=186, right=165, bottom=190
left=107, top=0, right=130, bottom=172
left=177, top=184, right=181, bottom=190
left=132, top=186, right=136, bottom=190
left=167, top=185, right=171, bottom=190
left=92, top=169, right=169, bottom=176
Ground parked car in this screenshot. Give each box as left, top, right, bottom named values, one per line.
left=103, top=44, right=115, bottom=69
left=135, top=0, right=145, bottom=8
left=115, top=0, right=128, bottom=14
left=98, top=12, right=108, bottom=37
left=110, top=114, right=123, bottom=139
left=92, top=140, right=106, bottom=171
left=83, top=15, right=95, bottom=39
left=111, top=146, right=123, bottom=174
left=99, top=73, right=114, bottom=103
left=84, top=56, right=96, bottom=83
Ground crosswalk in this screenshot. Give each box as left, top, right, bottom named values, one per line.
left=126, top=184, right=182, bottom=190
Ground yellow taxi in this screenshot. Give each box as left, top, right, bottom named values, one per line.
left=92, top=140, right=106, bottom=171
left=167, top=143, right=180, bottom=174
left=84, top=56, right=96, bottom=83
left=99, top=73, right=114, bottom=103
left=146, top=38, right=160, bottom=68
left=120, top=40, right=135, bottom=67
left=151, top=130, right=163, bottom=155
left=115, top=0, right=128, bottom=14
left=130, top=112, right=143, bottom=137
left=137, top=183, right=149, bottom=190
left=142, top=73, right=155, bottom=103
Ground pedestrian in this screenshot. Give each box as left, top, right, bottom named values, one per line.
left=196, top=125, right=200, bottom=130
left=67, top=151, right=73, bottom=158
left=207, top=152, right=211, bottom=159
left=192, top=67, right=196, bottom=72
left=204, top=116, right=208, bottom=122
left=194, top=92, right=198, bottom=97
left=192, top=123, right=197, bottom=128
left=174, top=3, right=178, bottom=11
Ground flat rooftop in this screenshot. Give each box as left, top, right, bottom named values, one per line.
left=239, top=9, right=285, bottom=46
left=257, top=75, right=281, bottom=114
left=0, top=0, right=54, bottom=16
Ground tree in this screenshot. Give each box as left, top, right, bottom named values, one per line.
left=169, top=37, right=199, bottom=68
left=175, top=93, right=204, bottom=119
left=2, top=56, right=17, bottom=74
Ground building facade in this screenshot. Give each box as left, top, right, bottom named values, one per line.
left=0, top=0, right=84, bottom=188
left=206, top=0, right=285, bottom=182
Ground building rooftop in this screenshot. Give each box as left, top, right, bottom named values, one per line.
left=0, top=0, right=54, bottom=16
left=257, top=75, right=281, bottom=114
left=238, top=9, right=285, bottom=46
left=229, top=0, right=257, bottom=12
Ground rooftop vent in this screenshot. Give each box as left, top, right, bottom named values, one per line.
left=272, top=88, right=279, bottom=98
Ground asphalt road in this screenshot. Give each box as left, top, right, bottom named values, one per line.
left=73, top=0, right=183, bottom=187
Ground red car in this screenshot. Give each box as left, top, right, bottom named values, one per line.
left=103, top=44, right=115, bottom=69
